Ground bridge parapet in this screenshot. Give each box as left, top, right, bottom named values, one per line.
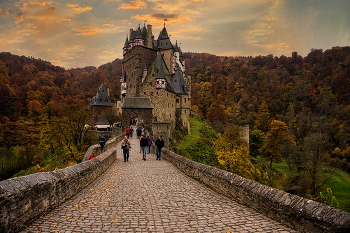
left=162, top=148, right=350, bottom=233
left=0, top=133, right=124, bottom=233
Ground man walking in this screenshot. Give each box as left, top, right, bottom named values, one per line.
left=139, top=135, right=148, bottom=160
left=155, top=135, right=164, bottom=160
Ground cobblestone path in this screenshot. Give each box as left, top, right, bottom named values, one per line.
left=21, top=138, right=298, bottom=233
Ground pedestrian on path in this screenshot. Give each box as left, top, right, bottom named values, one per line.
left=98, top=136, right=106, bottom=152
left=129, top=127, right=134, bottom=138
left=139, top=135, right=148, bottom=160
left=155, top=135, right=164, bottom=160
left=121, top=136, right=131, bottom=162
left=125, top=127, right=130, bottom=138
left=147, top=135, right=153, bottom=153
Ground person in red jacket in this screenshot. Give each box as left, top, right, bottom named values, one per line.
left=125, top=127, right=130, bottom=137
left=88, top=153, right=97, bottom=160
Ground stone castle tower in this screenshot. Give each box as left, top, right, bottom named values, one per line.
left=119, top=24, right=191, bottom=137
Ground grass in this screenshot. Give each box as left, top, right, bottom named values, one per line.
left=271, top=160, right=350, bottom=212
left=324, top=169, right=350, bottom=212
left=177, top=116, right=202, bottom=150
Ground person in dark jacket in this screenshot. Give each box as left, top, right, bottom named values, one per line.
left=99, top=136, right=106, bottom=152
left=139, top=135, right=148, bottom=160
left=155, top=135, right=164, bottom=160
left=121, top=136, right=131, bottom=162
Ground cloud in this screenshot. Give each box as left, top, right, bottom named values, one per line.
left=103, top=24, right=115, bottom=27
left=60, top=18, right=71, bottom=22
left=50, top=60, right=62, bottom=64
left=67, top=3, right=79, bottom=8
left=15, top=13, right=25, bottom=24
left=72, top=6, right=93, bottom=13
left=67, top=3, right=92, bottom=14
left=0, top=9, right=13, bottom=16
left=75, top=26, right=100, bottom=36
left=102, top=51, right=115, bottom=54
left=132, top=14, right=190, bottom=24
left=119, top=0, right=147, bottom=9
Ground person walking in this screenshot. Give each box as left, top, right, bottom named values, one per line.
left=121, top=136, right=131, bottom=162
left=147, top=136, right=153, bottom=154
left=98, top=136, right=107, bottom=152
left=139, top=135, right=148, bottom=160
left=155, top=135, right=164, bottom=160
left=125, top=127, right=130, bottom=138
left=136, top=126, right=142, bottom=139
left=129, top=127, right=134, bottom=138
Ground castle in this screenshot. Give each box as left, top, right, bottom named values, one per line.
left=117, top=24, right=191, bottom=138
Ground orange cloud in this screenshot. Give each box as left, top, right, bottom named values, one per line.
left=73, top=6, right=92, bottom=13
left=15, top=13, right=25, bottom=24
left=119, top=0, right=146, bottom=9
left=28, top=1, right=49, bottom=6
left=60, top=18, right=72, bottom=22
left=102, top=51, right=115, bottom=54
left=67, top=3, right=79, bottom=8
left=102, top=24, right=115, bottom=27
left=132, top=14, right=189, bottom=24
left=265, top=17, right=276, bottom=21
left=50, top=60, right=61, bottom=63
left=75, top=26, right=100, bottom=36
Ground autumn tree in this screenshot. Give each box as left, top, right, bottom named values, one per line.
left=261, top=120, right=295, bottom=168
left=215, top=124, right=265, bottom=181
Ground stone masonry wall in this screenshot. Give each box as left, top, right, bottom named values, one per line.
left=161, top=148, right=350, bottom=233
left=0, top=134, right=124, bottom=233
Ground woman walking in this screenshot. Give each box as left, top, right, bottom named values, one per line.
left=121, top=136, right=131, bottom=162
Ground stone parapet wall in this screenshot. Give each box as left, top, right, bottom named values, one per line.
left=0, top=134, right=124, bottom=233
left=162, top=148, right=350, bottom=233
left=82, top=133, right=124, bottom=162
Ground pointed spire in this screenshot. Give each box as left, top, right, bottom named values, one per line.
left=123, top=35, right=129, bottom=48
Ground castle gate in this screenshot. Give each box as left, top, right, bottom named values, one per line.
left=121, top=97, right=153, bottom=136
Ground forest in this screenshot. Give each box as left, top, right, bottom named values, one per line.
left=1, top=47, right=350, bottom=210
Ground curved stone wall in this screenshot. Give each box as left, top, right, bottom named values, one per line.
left=162, top=148, right=350, bottom=233
left=0, top=134, right=124, bottom=233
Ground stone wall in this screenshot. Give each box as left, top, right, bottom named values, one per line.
left=161, top=148, right=350, bottom=233
left=0, top=134, right=124, bottom=233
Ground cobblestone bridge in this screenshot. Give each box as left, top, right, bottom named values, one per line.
left=20, top=137, right=298, bottom=233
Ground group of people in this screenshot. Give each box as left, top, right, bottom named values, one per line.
left=121, top=135, right=164, bottom=162
left=91, top=132, right=165, bottom=163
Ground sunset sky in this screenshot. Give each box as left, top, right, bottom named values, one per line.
left=1, top=0, right=349, bottom=69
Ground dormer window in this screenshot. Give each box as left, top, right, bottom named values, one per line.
left=156, top=79, right=166, bottom=89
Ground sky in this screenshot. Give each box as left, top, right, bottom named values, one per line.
left=0, top=0, right=349, bottom=69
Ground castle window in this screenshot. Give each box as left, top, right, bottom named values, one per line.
left=176, top=99, right=179, bottom=103
left=144, top=92, right=146, bottom=95
left=150, top=82, right=152, bottom=86
left=151, top=92, right=154, bottom=96
left=156, top=92, right=159, bottom=95
left=184, top=98, right=186, bottom=103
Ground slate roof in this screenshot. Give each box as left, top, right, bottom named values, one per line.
left=153, top=54, right=174, bottom=93
left=90, top=84, right=112, bottom=106
left=121, top=97, right=153, bottom=109
left=156, top=27, right=173, bottom=50
left=171, top=68, right=187, bottom=94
